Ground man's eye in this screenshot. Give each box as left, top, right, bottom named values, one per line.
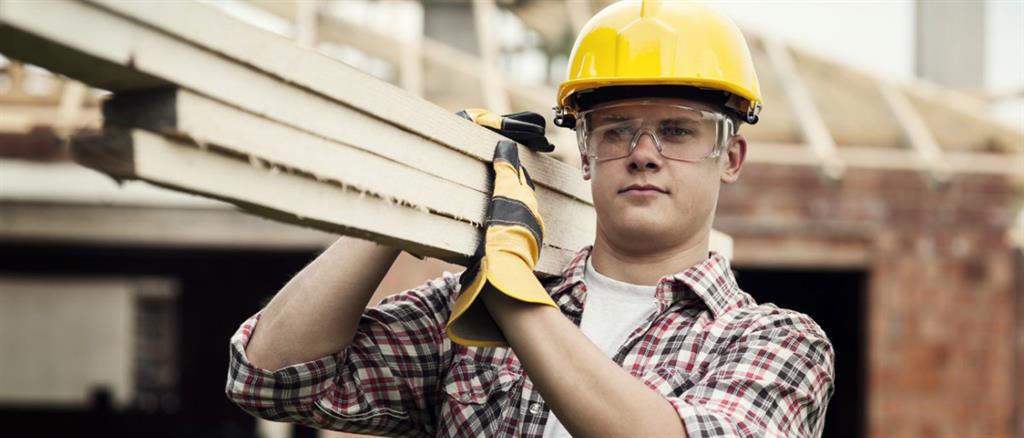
left=662, top=127, right=691, bottom=138
left=603, top=127, right=633, bottom=140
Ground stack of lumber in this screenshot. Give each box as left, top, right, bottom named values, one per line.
left=0, top=0, right=731, bottom=275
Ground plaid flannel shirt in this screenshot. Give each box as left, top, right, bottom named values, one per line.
left=226, top=246, right=835, bottom=437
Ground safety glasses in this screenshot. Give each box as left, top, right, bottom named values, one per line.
left=576, top=101, right=735, bottom=163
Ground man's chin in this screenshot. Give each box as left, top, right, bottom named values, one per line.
left=614, top=219, right=676, bottom=242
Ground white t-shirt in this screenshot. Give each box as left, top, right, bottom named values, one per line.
left=542, top=256, right=658, bottom=438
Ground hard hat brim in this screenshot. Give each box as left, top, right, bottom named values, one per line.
left=557, top=77, right=762, bottom=114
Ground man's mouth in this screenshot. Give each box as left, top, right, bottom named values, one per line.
left=619, top=184, right=668, bottom=194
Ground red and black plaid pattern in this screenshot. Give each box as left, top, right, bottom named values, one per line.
left=226, top=246, right=835, bottom=437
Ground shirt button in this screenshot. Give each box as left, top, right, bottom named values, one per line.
left=529, top=402, right=543, bottom=414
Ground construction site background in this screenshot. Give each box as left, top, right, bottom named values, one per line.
left=0, top=1, right=1021, bottom=437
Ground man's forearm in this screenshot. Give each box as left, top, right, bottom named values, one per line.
left=482, top=292, right=687, bottom=438
left=245, top=236, right=400, bottom=370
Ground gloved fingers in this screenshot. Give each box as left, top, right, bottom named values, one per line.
left=496, top=118, right=554, bottom=152
left=456, top=108, right=503, bottom=131
left=501, top=112, right=555, bottom=152
left=517, top=136, right=556, bottom=153
left=502, top=111, right=547, bottom=128
left=498, top=116, right=544, bottom=137
left=498, top=131, right=554, bottom=153
left=460, top=108, right=556, bottom=153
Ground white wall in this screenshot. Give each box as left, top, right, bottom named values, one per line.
left=0, top=277, right=164, bottom=408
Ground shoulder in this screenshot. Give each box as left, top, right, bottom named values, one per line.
left=723, top=291, right=827, bottom=337
left=719, top=292, right=833, bottom=361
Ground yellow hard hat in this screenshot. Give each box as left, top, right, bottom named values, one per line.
left=555, top=0, right=763, bottom=127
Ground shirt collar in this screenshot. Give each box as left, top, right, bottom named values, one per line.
left=550, top=246, right=590, bottom=297
left=551, top=246, right=743, bottom=319
left=670, top=251, right=743, bottom=318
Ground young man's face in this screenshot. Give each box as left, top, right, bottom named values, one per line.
left=579, top=97, right=747, bottom=254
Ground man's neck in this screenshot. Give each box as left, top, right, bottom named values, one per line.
left=589, top=232, right=710, bottom=286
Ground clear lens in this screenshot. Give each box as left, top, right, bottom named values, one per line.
left=577, top=102, right=732, bottom=162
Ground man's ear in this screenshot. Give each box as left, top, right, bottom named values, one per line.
left=580, top=153, right=592, bottom=180
left=720, top=135, right=747, bottom=184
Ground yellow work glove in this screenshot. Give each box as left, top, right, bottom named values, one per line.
left=455, top=109, right=556, bottom=153
left=447, top=110, right=557, bottom=347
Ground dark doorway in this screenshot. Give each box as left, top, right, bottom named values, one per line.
left=733, top=267, right=867, bottom=438
left=0, top=242, right=320, bottom=438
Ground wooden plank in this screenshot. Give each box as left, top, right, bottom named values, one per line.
left=5, top=0, right=431, bottom=160
left=102, top=89, right=487, bottom=221
left=762, top=38, right=845, bottom=180
left=100, top=88, right=597, bottom=255
left=0, top=0, right=586, bottom=202
left=0, top=0, right=598, bottom=247
left=69, top=128, right=577, bottom=274
left=80, top=0, right=592, bottom=204
left=0, top=14, right=167, bottom=91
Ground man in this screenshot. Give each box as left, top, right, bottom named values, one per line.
left=226, top=1, right=835, bottom=437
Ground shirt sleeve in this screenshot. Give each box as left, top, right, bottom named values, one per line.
left=225, top=272, right=461, bottom=437
left=669, top=310, right=836, bottom=437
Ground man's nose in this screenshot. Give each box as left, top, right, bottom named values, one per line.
left=628, top=132, right=662, bottom=171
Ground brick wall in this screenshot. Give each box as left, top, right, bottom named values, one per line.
left=717, top=163, right=1021, bottom=437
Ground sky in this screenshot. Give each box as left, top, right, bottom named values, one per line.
left=708, top=0, right=1022, bottom=127
left=710, top=0, right=916, bottom=80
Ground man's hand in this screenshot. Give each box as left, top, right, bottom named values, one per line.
left=446, top=110, right=557, bottom=347
left=456, top=109, right=556, bottom=153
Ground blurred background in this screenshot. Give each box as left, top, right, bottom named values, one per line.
left=0, top=0, right=1021, bottom=437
